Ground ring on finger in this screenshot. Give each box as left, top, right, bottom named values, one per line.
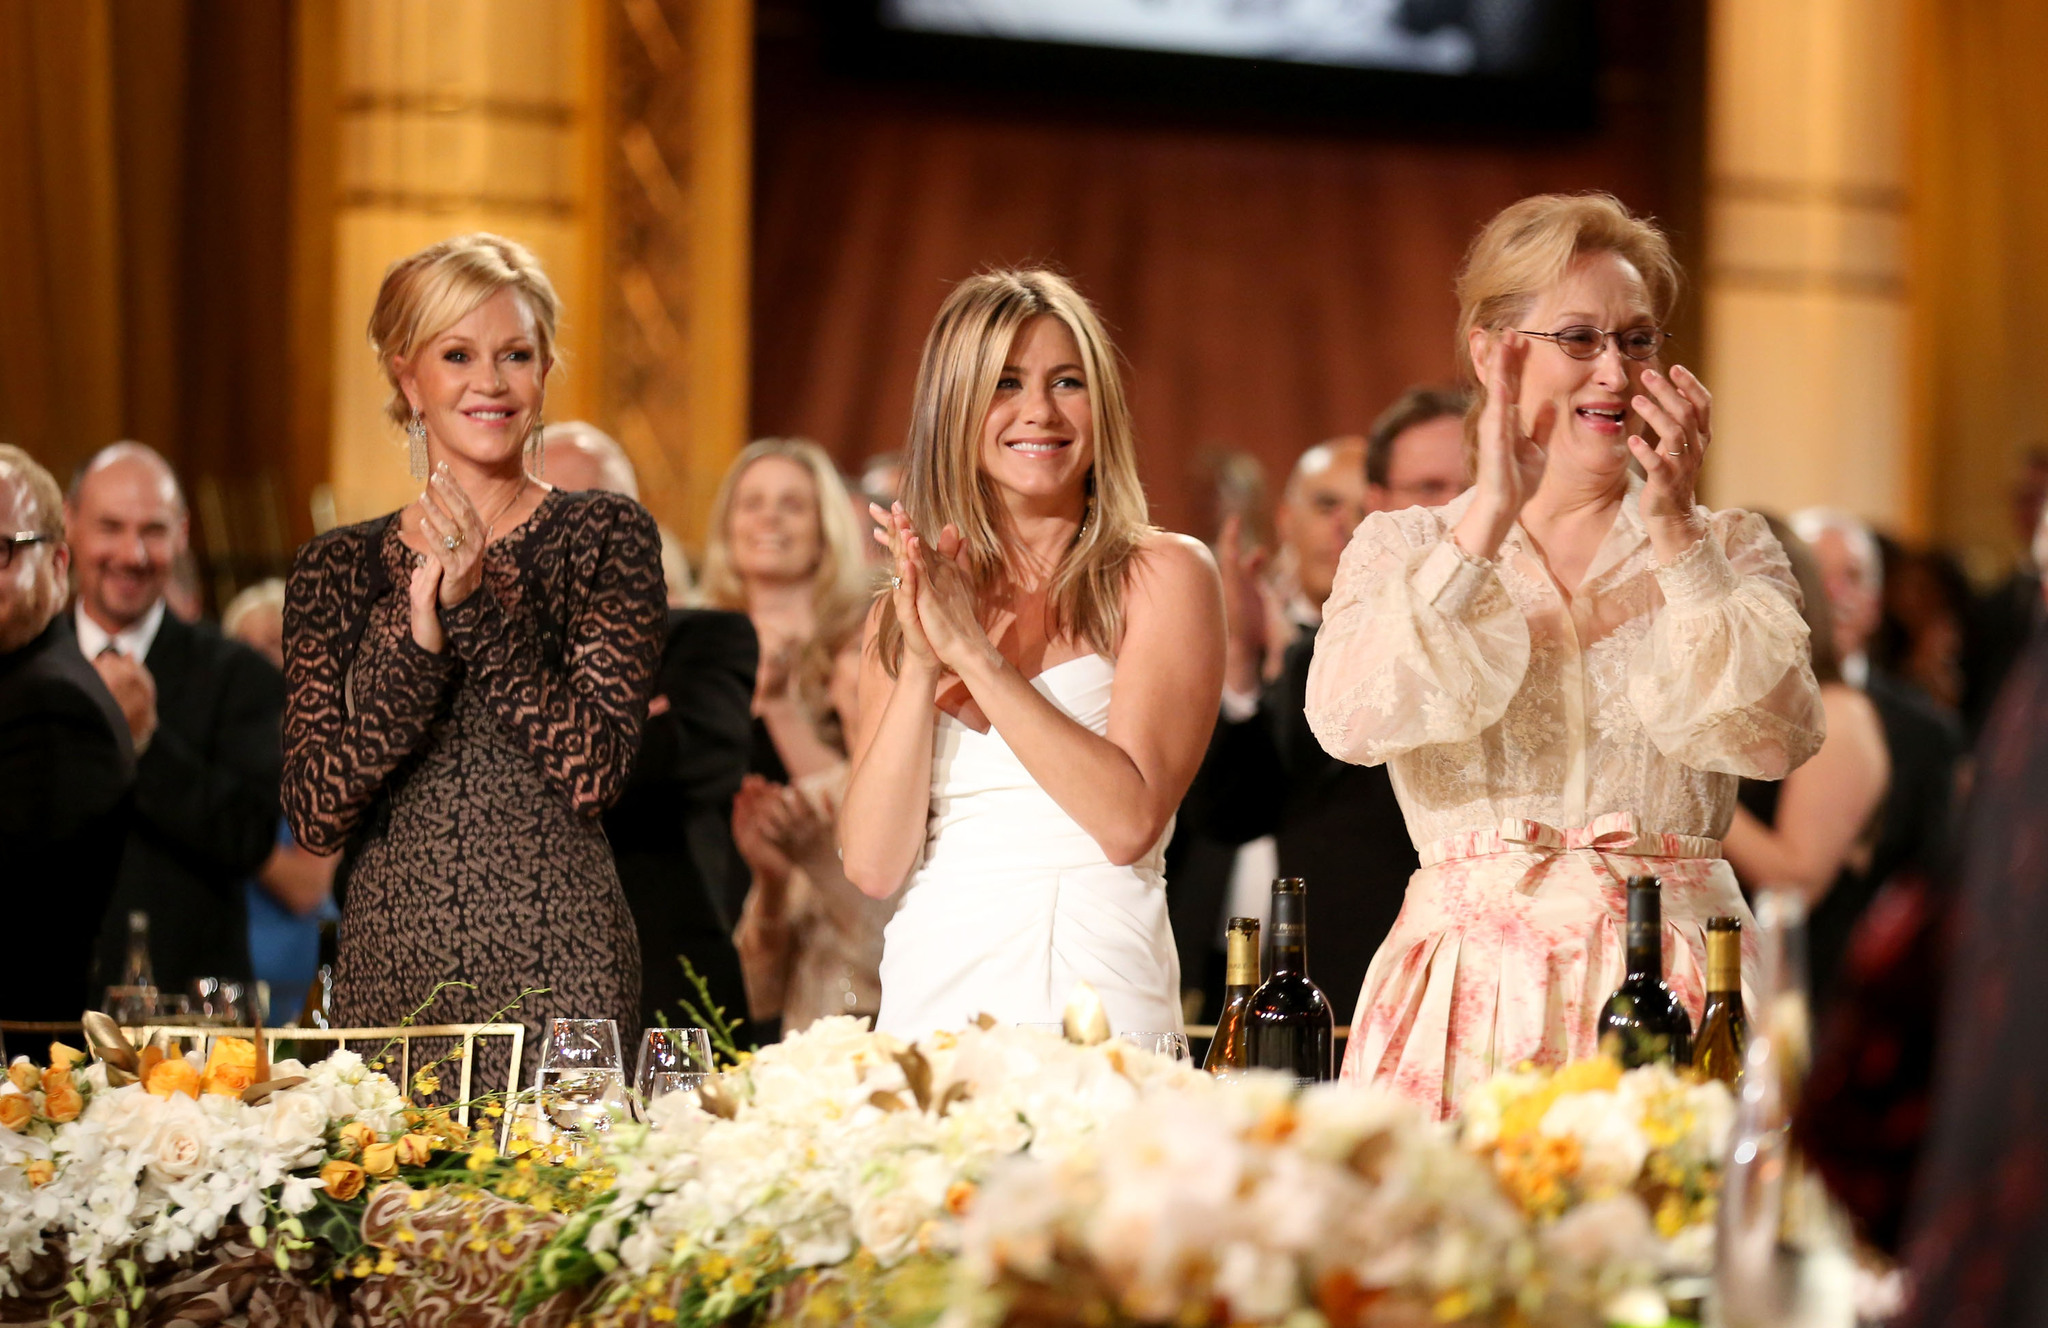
left=443, top=533, right=462, bottom=550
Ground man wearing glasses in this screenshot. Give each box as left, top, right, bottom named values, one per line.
left=0, top=445, right=134, bottom=1024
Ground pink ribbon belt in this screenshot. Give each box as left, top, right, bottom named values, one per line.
left=1417, top=810, right=1722, bottom=869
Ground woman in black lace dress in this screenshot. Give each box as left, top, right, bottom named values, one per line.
left=281, top=234, right=663, bottom=1074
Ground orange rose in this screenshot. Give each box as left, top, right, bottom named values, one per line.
left=360, top=1141, right=398, bottom=1178
left=42, top=1087, right=83, bottom=1123
left=24, top=1159, right=54, bottom=1187
left=203, top=1062, right=257, bottom=1098
left=337, top=1121, right=377, bottom=1156
left=203, top=1037, right=258, bottom=1081
left=0, top=1093, right=32, bottom=1131
left=39, top=1066, right=73, bottom=1097
left=319, top=1158, right=367, bottom=1202
left=394, top=1134, right=435, bottom=1167
left=5, top=1062, right=37, bottom=1094
left=146, top=1058, right=202, bottom=1100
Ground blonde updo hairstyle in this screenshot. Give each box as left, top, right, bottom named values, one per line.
left=1453, top=193, right=1682, bottom=458
left=367, top=233, right=562, bottom=430
left=873, top=268, right=1151, bottom=676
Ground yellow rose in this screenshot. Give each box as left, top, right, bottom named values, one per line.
left=203, top=1063, right=257, bottom=1098
left=25, top=1159, right=54, bottom=1187
left=5, top=1061, right=37, bottom=1094
left=395, top=1134, right=435, bottom=1167
left=203, top=1037, right=258, bottom=1077
left=0, top=1093, right=32, bottom=1131
left=337, top=1121, right=377, bottom=1156
left=360, top=1141, right=398, bottom=1178
left=319, top=1158, right=366, bottom=1202
left=42, top=1086, right=83, bottom=1123
left=146, top=1058, right=202, bottom=1100
left=39, top=1065, right=73, bottom=1097
left=47, top=1043, right=85, bottom=1070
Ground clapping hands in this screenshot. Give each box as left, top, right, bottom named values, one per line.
left=869, top=502, right=990, bottom=677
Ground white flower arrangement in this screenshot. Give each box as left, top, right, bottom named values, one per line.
left=0, top=1045, right=406, bottom=1296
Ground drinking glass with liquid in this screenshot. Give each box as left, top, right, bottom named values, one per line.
left=633, top=1027, right=715, bottom=1121
left=535, top=1018, right=628, bottom=1142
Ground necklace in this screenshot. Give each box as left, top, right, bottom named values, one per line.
left=476, top=478, right=532, bottom=545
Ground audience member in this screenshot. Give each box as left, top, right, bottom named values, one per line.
left=1190, top=388, right=1468, bottom=1028
left=696, top=438, right=894, bottom=1034
left=220, top=578, right=339, bottom=1023
left=0, top=446, right=134, bottom=1023
left=542, top=422, right=759, bottom=1037
left=1788, top=508, right=1963, bottom=999
left=71, top=443, right=284, bottom=1000
left=1963, top=447, right=2048, bottom=732
left=1897, top=623, right=2048, bottom=1328
left=1724, top=516, right=1890, bottom=1002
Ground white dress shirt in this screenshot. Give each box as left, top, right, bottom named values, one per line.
left=76, top=598, right=167, bottom=663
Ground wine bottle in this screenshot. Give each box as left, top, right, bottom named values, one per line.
left=1692, top=915, right=1746, bottom=1085
left=1597, top=876, right=1693, bottom=1069
left=297, top=920, right=339, bottom=1030
left=121, top=909, right=155, bottom=991
left=1203, top=917, right=1261, bottom=1074
left=1244, top=879, right=1334, bottom=1087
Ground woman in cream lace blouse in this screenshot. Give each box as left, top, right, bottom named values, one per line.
left=1305, top=194, right=1824, bottom=1117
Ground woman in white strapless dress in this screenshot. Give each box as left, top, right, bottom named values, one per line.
left=839, top=269, right=1225, bottom=1040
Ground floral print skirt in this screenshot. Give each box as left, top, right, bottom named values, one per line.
left=1339, top=818, right=1759, bottom=1120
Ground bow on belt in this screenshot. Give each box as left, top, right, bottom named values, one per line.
left=1417, top=810, right=1723, bottom=871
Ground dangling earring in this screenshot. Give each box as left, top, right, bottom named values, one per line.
left=407, top=410, right=429, bottom=480
left=525, top=412, right=546, bottom=479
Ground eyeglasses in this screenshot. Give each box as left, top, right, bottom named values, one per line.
left=1, top=533, right=53, bottom=571
left=1512, top=326, right=1672, bottom=361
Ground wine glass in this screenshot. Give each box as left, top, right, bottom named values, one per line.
left=633, top=1027, right=714, bottom=1121
left=1118, top=1031, right=1192, bottom=1063
left=189, top=978, right=250, bottom=1027
left=536, top=1019, right=627, bottom=1143
left=103, top=985, right=157, bottom=1025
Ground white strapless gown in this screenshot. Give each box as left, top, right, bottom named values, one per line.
left=874, top=654, right=1184, bottom=1039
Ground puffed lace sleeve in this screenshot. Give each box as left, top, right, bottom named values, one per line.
left=1305, top=508, right=1531, bottom=766
left=1627, top=508, right=1825, bottom=779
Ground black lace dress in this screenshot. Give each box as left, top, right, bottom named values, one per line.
left=281, top=488, right=664, bottom=1080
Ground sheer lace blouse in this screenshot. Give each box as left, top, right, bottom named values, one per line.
left=1304, top=480, right=1825, bottom=850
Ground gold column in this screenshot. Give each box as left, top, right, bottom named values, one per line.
left=602, top=0, right=752, bottom=547
left=323, top=0, right=604, bottom=526
left=1700, top=0, right=1915, bottom=533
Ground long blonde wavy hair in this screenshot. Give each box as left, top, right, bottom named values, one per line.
left=874, top=269, right=1151, bottom=676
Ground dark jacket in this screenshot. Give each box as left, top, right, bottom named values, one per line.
left=89, top=609, right=285, bottom=994
left=1191, top=630, right=1419, bottom=1025
left=1, top=617, right=134, bottom=1021
left=603, top=609, right=758, bottom=1035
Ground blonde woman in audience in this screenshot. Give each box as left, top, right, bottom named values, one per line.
left=698, top=439, right=893, bottom=1031
left=1306, top=194, right=1825, bottom=1117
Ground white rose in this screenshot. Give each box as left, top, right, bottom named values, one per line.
left=262, top=1091, right=331, bottom=1157
left=1541, top=1092, right=1649, bottom=1193
left=93, top=1085, right=162, bottom=1152
left=852, top=1187, right=927, bottom=1264
left=147, top=1120, right=211, bottom=1183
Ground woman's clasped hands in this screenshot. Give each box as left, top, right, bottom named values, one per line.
left=869, top=502, right=993, bottom=679
left=409, top=464, right=494, bottom=653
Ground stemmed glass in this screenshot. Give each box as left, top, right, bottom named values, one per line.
left=633, top=1027, right=714, bottom=1122
left=534, top=1019, right=628, bottom=1144
left=1117, top=1031, right=1192, bottom=1063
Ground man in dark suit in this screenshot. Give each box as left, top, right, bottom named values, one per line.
left=69, top=444, right=284, bottom=998
left=544, top=424, right=760, bottom=1038
left=1790, top=507, right=1964, bottom=1001
left=0, top=446, right=134, bottom=1023
left=1188, top=387, right=1468, bottom=1028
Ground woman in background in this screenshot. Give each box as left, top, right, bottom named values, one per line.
left=1306, top=194, right=1825, bottom=1117
left=1723, top=515, right=1889, bottom=1001
left=841, top=268, right=1225, bottom=1039
left=282, top=233, right=664, bottom=1061
left=697, top=439, right=894, bottom=1032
